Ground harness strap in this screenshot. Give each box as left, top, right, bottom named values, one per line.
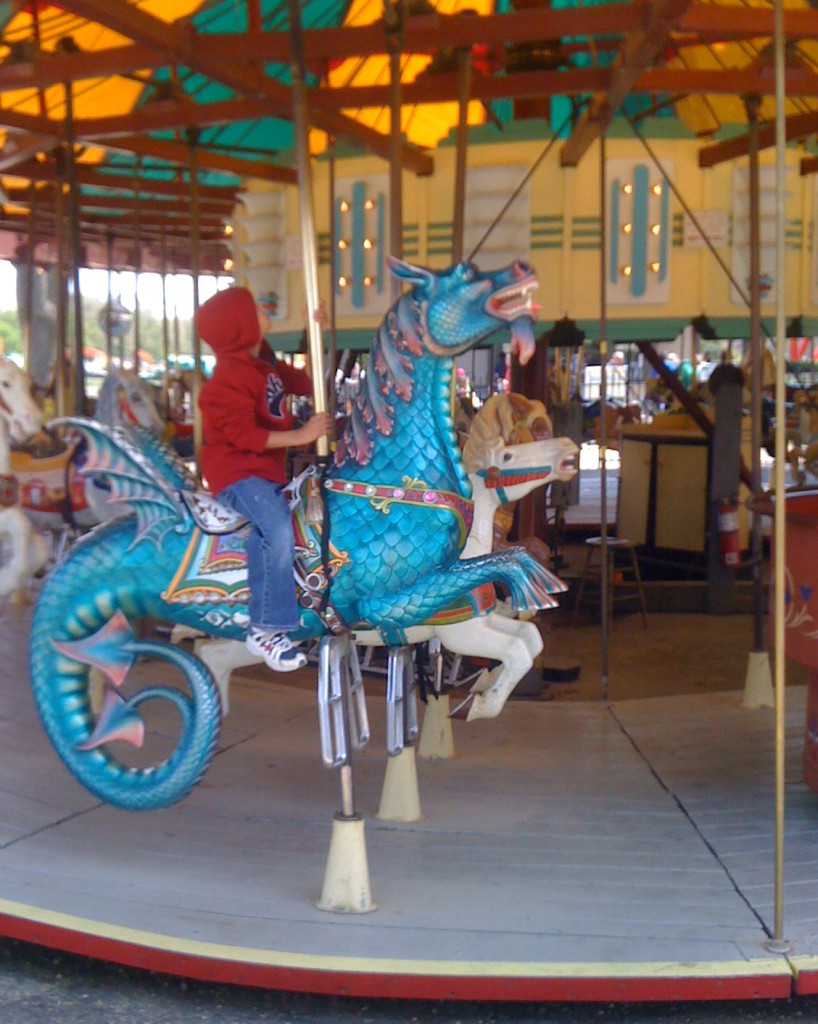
left=325, top=477, right=473, bottom=546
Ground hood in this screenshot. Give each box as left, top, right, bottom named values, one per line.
left=195, top=286, right=260, bottom=355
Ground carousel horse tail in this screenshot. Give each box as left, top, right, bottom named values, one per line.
left=29, top=517, right=221, bottom=811
left=359, top=547, right=566, bottom=634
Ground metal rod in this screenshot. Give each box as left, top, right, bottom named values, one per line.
left=327, top=135, right=338, bottom=421
left=599, top=132, right=609, bottom=700
left=132, top=160, right=141, bottom=377
left=451, top=46, right=472, bottom=264
left=62, top=80, right=86, bottom=416
left=23, top=185, right=35, bottom=375
left=105, top=232, right=114, bottom=367
left=188, top=130, right=203, bottom=473
left=771, top=0, right=788, bottom=951
left=288, top=0, right=329, bottom=456
left=53, top=155, right=67, bottom=418
left=386, top=1, right=404, bottom=302
left=746, top=97, right=766, bottom=653
left=160, top=228, right=170, bottom=417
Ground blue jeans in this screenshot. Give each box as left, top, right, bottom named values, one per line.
left=217, top=477, right=300, bottom=632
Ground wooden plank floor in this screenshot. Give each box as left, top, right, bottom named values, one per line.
left=1, top=597, right=814, bottom=1000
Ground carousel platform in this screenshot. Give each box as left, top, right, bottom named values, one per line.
left=3, top=597, right=818, bottom=1003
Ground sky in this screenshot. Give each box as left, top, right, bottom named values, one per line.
left=0, top=260, right=224, bottom=320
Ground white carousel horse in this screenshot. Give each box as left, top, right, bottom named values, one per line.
left=13, top=364, right=165, bottom=535
left=94, top=364, right=164, bottom=436
left=185, top=394, right=578, bottom=721
left=0, top=359, right=48, bottom=597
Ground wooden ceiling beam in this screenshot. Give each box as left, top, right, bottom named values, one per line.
left=560, top=0, right=694, bottom=168
left=3, top=183, right=230, bottom=216
left=676, top=4, right=818, bottom=40
left=2, top=158, right=239, bottom=203
left=98, top=134, right=296, bottom=185
left=698, top=110, right=818, bottom=167
left=0, top=105, right=296, bottom=184
left=54, top=0, right=433, bottom=176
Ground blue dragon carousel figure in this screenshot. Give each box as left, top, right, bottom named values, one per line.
left=29, top=256, right=566, bottom=812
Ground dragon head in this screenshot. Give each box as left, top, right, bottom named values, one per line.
left=387, top=256, right=540, bottom=365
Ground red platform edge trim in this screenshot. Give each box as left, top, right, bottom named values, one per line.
left=0, top=910, right=795, bottom=1002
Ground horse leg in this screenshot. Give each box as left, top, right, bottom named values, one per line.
left=437, top=618, right=534, bottom=722
left=0, top=506, right=47, bottom=598
left=484, top=614, right=543, bottom=660
left=192, top=638, right=261, bottom=716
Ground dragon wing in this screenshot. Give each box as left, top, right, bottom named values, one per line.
left=51, top=417, right=190, bottom=548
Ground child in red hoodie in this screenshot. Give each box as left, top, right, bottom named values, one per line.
left=196, top=286, right=331, bottom=671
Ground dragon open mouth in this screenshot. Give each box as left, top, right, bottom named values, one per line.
left=487, top=275, right=540, bottom=323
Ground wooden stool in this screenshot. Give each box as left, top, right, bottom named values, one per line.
left=571, top=537, right=648, bottom=628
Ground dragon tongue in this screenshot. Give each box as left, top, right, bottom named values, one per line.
left=509, top=316, right=536, bottom=366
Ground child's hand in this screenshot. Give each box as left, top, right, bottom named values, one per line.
left=299, top=412, right=332, bottom=444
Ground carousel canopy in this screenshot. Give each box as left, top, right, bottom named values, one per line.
left=0, top=0, right=815, bottom=272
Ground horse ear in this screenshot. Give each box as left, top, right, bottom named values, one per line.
left=386, top=255, right=435, bottom=289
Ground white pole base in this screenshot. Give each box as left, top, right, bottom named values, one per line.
left=417, top=694, right=456, bottom=760
left=377, top=747, right=423, bottom=822
left=742, top=650, right=775, bottom=709
left=316, top=813, right=377, bottom=914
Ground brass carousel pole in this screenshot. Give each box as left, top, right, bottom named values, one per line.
left=61, top=54, right=86, bottom=416
left=132, top=160, right=142, bottom=377
left=23, top=184, right=36, bottom=374
left=187, top=131, right=203, bottom=472
left=768, top=0, right=791, bottom=955
left=598, top=131, right=610, bottom=698
left=53, top=152, right=67, bottom=419
left=288, top=0, right=375, bottom=916
left=451, top=42, right=472, bottom=264
left=386, top=0, right=403, bottom=299
left=160, top=228, right=170, bottom=417
left=105, top=232, right=114, bottom=368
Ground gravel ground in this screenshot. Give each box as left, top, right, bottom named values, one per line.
left=3, top=938, right=818, bottom=1024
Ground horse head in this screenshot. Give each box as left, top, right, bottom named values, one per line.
left=462, top=393, right=577, bottom=507
left=96, top=366, right=164, bottom=435
left=0, top=359, right=43, bottom=444
left=388, top=256, right=539, bottom=365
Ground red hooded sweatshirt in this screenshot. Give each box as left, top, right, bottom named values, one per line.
left=196, top=287, right=312, bottom=495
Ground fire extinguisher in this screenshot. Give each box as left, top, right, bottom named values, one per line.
left=716, top=498, right=740, bottom=567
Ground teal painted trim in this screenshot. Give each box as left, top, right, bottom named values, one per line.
left=351, top=181, right=365, bottom=308
left=531, top=242, right=563, bottom=249
left=532, top=215, right=562, bottom=223
left=658, top=180, right=669, bottom=283
left=573, top=216, right=600, bottom=224
left=269, top=313, right=818, bottom=353
left=610, top=178, right=620, bottom=286
left=333, top=198, right=344, bottom=297
left=376, top=193, right=385, bottom=294
left=631, top=164, right=649, bottom=297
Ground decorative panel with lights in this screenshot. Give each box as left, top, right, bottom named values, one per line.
left=334, top=174, right=390, bottom=317
left=606, top=158, right=671, bottom=305
left=230, top=189, right=288, bottom=320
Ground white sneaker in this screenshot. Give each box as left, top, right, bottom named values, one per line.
left=245, top=629, right=307, bottom=672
